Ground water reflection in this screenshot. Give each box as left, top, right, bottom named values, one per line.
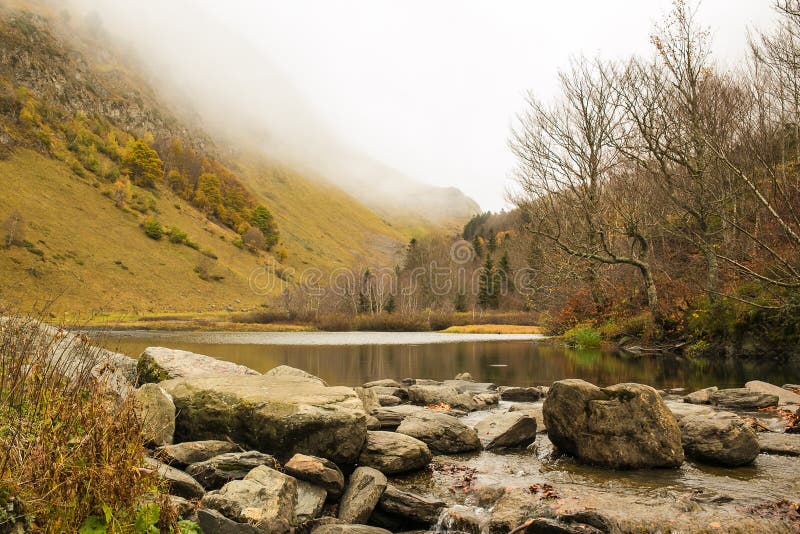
left=91, top=331, right=799, bottom=389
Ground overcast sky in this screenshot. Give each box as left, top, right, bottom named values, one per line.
left=81, top=1, right=778, bottom=212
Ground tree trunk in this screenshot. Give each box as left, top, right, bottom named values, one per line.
left=701, top=241, right=720, bottom=304
left=638, top=263, right=662, bottom=324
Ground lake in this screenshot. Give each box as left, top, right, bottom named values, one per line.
left=89, top=330, right=799, bottom=390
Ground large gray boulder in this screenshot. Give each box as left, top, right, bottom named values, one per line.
left=757, top=432, right=800, bottom=456
left=264, top=365, right=326, bottom=385
left=284, top=453, right=345, bottom=497
left=683, top=386, right=717, bottom=405
left=497, top=386, right=543, bottom=402
left=373, top=405, right=428, bottom=428
left=487, top=488, right=556, bottom=534
left=201, top=465, right=296, bottom=532
left=408, top=384, right=477, bottom=411
left=395, top=412, right=481, bottom=454
left=678, top=411, right=760, bottom=466
left=186, top=451, right=280, bottom=489
left=474, top=411, right=537, bottom=450
left=196, top=509, right=263, bottom=534
left=155, top=440, right=240, bottom=468
left=711, top=388, right=779, bottom=410
left=296, top=480, right=327, bottom=523
left=745, top=380, right=800, bottom=407
left=134, top=383, right=175, bottom=446
left=442, top=379, right=497, bottom=394
left=137, top=346, right=259, bottom=383
left=160, top=374, right=367, bottom=464
left=377, top=485, right=445, bottom=526
left=143, top=457, right=204, bottom=499
left=358, top=431, right=433, bottom=475
left=354, top=387, right=381, bottom=414
left=543, top=379, right=684, bottom=469
left=338, top=466, right=387, bottom=524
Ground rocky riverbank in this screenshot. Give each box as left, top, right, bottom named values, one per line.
left=90, top=345, right=800, bottom=532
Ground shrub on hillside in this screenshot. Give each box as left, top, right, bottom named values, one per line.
left=122, top=139, right=163, bottom=188
left=142, top=218, right=164, bottom=240
left=167, top=225, right=188, bottom=245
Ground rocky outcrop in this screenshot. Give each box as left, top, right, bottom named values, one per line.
left=745, top=380, right=800, bottom=407
left=358, top=431, right=432, bottom=475
left=395, top=412, right=481, bottom=454
left=498, top=386, right=543, bottom=402
left=474, top=411, right=537, bottom=450
left=758, top=432, right=800, bottom=456
left=543, top=379, right=684, bottom=469
left=377, top=394, right=401, bottom=406
left=264, top=365, right=327, bottom=385
left=155, top=440, right=240, bottom=468
left=683, top=386, right=717, bottom=405
left=377, top=485, right=445, bottom=526
left=354, top=387, right=381, bottom=414
left=408, top=384, right=477, bottom=411
left=143, top=457, right=204, bottom=499
left=296, top=480, right=327, bottom=523
left=186, top=451, right=280, bottom=489
left=201, top=465, right=296, bottom=532
left=160, top=374, right=367, bottom=464
left=284, top=453, right=346, bottom=498
left=487, top=488, right=555, bottom=534
left=134, top=383, right=175, bottom=446
left=678, top=411, right=760, bottom=466
left=710, top=388, right=779, bottom=410
left=338, top=467, right=387, bottom=524
left=137, top=347, right=259, bottom=383
left=373, top=405, right=428, bottom=428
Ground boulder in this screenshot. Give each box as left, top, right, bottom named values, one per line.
left=355, top=387, right=381, bottom=414
left=167, top=495, right=195, bottom=520
left=338, top=467, right=387, bottom=524
left=666, top=402, right=715, bottom=421
left=508, top=405, right=546, bottom=432
left=395, top=412, right=481, bottom=454
left=370, top=386, right=408, bottom=399
left=443, top=379, right=497, bottom=394
left=498, top=386, right=543, bottom=402
left=745, top=380, right=800, bottom=407
left=137, top=347, right=259, bottom=383
left=438, top=505, right=490, bottom=533
left=160, top=374, right=367, bottom=464
left=358, top=431, right=432, bottom=475
left=296, top=480, right=327, bottom=523
left=364, top=379, right=403, bottom=389
left=134, top=383, right=175, bottom=446
left=377, top=485, right=445, bottom=526
left=474, top=411, right=537, bottom=450
left=155, top=440, right=240, bottom=468
left=487, top=488, right=555, bottom=534
left=201, top=465, right=296, bottom=532
left=374, top=405, right=428, bottom=428
left=678, top=411, right=760, bottom=466
left=265, top=365, right=326, bottom=385
left=377, top=394, right=401, bottom=407
left=454, top=372, right=474, bottom=381
left=186, top=451, right=280, bottom=489
left=711, top=388, right=779, bottom=410
left=408, top=384, right=477, bottom=411
left=143, top=457, right=204, bottom=499
left=473, top=392, right=501, bottom=408
left=366, top=415, right=381, bottom=430
left=758, top=432, right=800, bottom=456
left=522, top=518, right=603, bottom=533
left=683, top=386, right=717, bottom=405
left=543, top=379, right=684, bottom=469
left=196, top=509, right=263, bottom=534
left=284, top=453, right=346, bottom=498
left=312, top=526, right=392, bottom=534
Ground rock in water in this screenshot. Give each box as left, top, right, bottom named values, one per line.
left=358, top=431, right=433, bottom=475
left=313, top=526, right=392, bottom=534
left=395, top=411, right=481, bottom=454
left=264, top=365, right=327, bottom=385
left=710, top=388, right=779, bottom=410
left=678, top=411, right=759, bottom=466
left=543, top=379, right=684, bottom=468
left=487, top=488, right=555, bottom=533
left=745, top=380, right=800, bottom=407
left=338, top=466, right=388, bottom=524
left=137, top=346, right=259, bottom=383
left=377, top=485, right=446, bottom=525
left=474, top=411, right=537, bottom=449
left=201, top=465, right=296, bottom=532
left=155, top=440, right=241, bottom=468
left=758, top=432, right=800, bottom=456
left=497, top=386, right=543, bottom=402
left=186, top=451, right=280, bottom=489
left=683, top=386, right=717, bottom=405
left=134, top=383, right=175, bottom=446
left=160, top=374, right=367, bottom=464
left=407, top=384, right=477, bottom=411
left=284, top=453, right=346, bottom=498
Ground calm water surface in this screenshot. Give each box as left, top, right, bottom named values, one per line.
left=90, top=330, right=799, bottom=390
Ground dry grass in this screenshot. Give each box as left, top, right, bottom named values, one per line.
left=0, top=312, right=178, bottom=532
left=439, top=324, right=545, bottom=334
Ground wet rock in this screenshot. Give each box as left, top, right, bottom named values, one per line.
left=358, top=431, right=432, bottom=475
left=201, top=465, right=296, bottom=532
left=364, top=379, right=403, bottom=389
left=155, top=440, right=241, bottom=468
left=559, top=510, right=621, bottom=533
left=543, top=379, right=684, bottom=469
left=312, top=526, right=392, bottom=534
left=134, top=383, right=175, bottom=446
left=403, top=378, right=443, bottom=386
left=443, top=380, right=497, bottom=394
left=498, top=386, right=543, bottom=402
left=186, top=451, right=280, bottom=489
left=265, top=365, right=327, bottom=385
left=678, top=411, right=759, bottom=466
left=745, top=380, right=800, bottom=407
left=160, top=374, right=367, bottom=464
left=474, top=411, right=537, bottom=449
left=438, top=505, right=490, bottom=534
left=711, top=388, right=779, bottom=410
left=758, top=432, right=800, bottom=456
left=683, top=386, right=717, bottom=405
left=137, top=346, right=259, bottom=383
left=284, top=453, right=346, bottom=497
left=487, top=488, right=555, bottom=534
left=143, top=457, right=204, bottom=499
left=522, top=517, right=603, bottom=533
left=473, top=392, right=501, bottom=408
left=338, top=466, right=387, bottom=524
left=408, top=384, right=477, bottom=411
left=376, top=485, right=445, bottom=526
left=355, top=387, right=381, bottom=414
left=371, top=386, right=408, bottom=399
left=666, top=402, right=714, bottom=421
left=195, top=509, right=262, bottom=534
left=508, top=405, right=546, bottom=432
left=455, top=372, right=474, bottom=381
left=296, top=480, right=327, bottom=523
left=377, top=394, right=402, bottom=406
left=374, top=405, right=428, bottom=428
left=396, top=412, right=481, bottom=454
